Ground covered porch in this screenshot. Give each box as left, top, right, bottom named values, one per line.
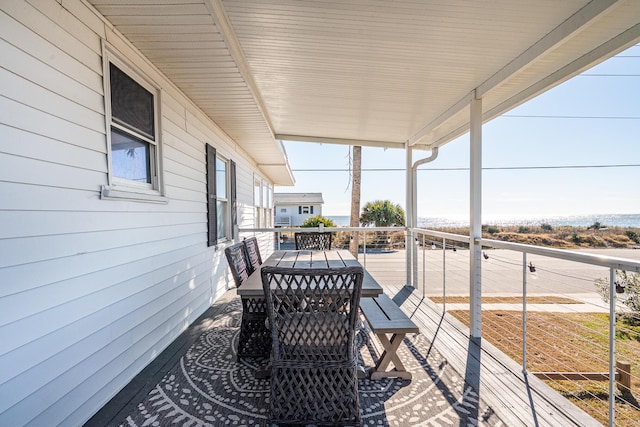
left=3, top=1, right=640, bottom=426
left=89, top=226, right=640, bottom=425
left=90, top=285, right=510, bottom=426
left=88, top=275, right=597, bottom=426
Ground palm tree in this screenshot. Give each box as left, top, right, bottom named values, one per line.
left=359, top=200, right=405, bottom=227
left=349, top=146, right=361, bottom=258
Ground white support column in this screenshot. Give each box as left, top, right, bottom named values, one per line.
left=406, top=143, right=413, bottom=287
left=411, top=161, right=418, bottom=288
left=469, top=93, right=483, bottom=338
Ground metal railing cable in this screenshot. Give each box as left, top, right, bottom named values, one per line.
left=410, top=229, right=640, bottom=426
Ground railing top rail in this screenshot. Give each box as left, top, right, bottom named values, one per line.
left=239, top=226, right=405, bottom=233
left=239, top=227, right=640, bottom=271
left=481, top=237, right=640, bottom=272
left=410, top=227, right=472, bottom=244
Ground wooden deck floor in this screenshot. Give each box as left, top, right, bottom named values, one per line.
left=86, top=285, right=600, bottom=426
left=385, top=284, right=601, bottom=427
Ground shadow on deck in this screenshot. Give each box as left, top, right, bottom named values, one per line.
left=86, top=285, right=598, bottom=426
left=388, top=284, right=601, bottom=427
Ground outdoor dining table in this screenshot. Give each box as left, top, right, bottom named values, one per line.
left=238, top=249, right=383, bottom=380
left=238, top=249, right=383, bottom=298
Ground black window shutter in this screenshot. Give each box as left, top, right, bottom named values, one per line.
left=298, top=206, right=302, bottom=214
left=206, top=144, right=217, bottom=246
left=310, top=206, right=314, bottom=214
left=230, top=159, right=237, bottom=238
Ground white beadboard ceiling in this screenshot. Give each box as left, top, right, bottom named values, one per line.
left=87, top=0, right=640, bottom=185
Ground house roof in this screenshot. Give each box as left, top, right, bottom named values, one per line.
left=274, top=193, right=324, bottom=205
left=88, top=1, right=640, bottom=186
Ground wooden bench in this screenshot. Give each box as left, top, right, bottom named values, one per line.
left=359, top=294, right=419, bottom=380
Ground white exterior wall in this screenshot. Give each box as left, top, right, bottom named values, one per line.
left=276, top=204, right=323, bottom=226
left=0, top=1, right=273, bottom=425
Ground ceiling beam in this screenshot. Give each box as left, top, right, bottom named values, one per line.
left=204, top=0, right=276, bottom=137
left=276, top=133, right=435, bottom=152
left=484, top=22, right=640, bottom=125
left=408, top=0, right=621, bottom=148
left=426, top=22, right=640, bottom=150
left=477, top=0, right=620, bottom=98
left=275, top=134, right=407, bottom=150
left=408, top=92, right=473, bottom=146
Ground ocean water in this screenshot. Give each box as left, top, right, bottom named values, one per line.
left=325, top=214, right=640, bottom=228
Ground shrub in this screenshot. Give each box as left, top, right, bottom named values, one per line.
left=359, top=200, right=405, bottom=227
left=300, top=215, right=336, bottom=228
left=540, top=223, right=553, bottom=231
left=589, top=221, right=603, bottom=230
left=571, top=233, right=581, bottom=244
left=625, top=230, right=640, bottom=244
left=594, top=270, right=640, bottom=322
left=485, top=226, right=500, bottom=235
left=518, top=226, right=531, bottom=233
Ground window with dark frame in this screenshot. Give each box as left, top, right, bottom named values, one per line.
left=108, top=63, right=158, bottom=186
left=206, top=144, right=236, bottom=246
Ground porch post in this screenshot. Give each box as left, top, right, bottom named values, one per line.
left=469, top=92, right=482, bottom=338
left=405, top=143, right=413, bottom=287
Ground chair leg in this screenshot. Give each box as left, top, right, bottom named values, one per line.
left=238, top=297, right=271, bottom=359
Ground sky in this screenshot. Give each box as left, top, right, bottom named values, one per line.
left=275, top=45, right=640, bottom=221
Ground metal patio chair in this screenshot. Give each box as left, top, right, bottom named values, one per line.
left=224, top=242, right=270, bottom=359
left=294, top=231, right=332, bottom=250
left=261, top=265, right=363, bottom=426
left=242, top=236, right=262, bottom=273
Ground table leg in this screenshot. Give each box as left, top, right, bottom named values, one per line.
left=370, top=333, right=412, bottom=380
left=255, top=365, right=271, bottom=379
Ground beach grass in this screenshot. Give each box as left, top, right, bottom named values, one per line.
left=433, top=224, right=640, bottom=249
left=449, top=310, right=640, bottom=426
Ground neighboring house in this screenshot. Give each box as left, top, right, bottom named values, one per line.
left=274, top=193, right=324, bottom=226
left=0, top=2, right=292, bottom=426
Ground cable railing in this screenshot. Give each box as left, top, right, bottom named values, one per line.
left=412, top=227, right=640, bottom=427
left=239, top=226, right=408, bottom=288
left=239, top=226, right=639, bottom=426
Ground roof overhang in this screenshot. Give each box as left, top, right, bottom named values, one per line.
left=87, top=0, right=640, bottom=185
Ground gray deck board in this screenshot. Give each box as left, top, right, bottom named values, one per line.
left=84, top=291, right=236, bottom=427
left=386, top=284, right=601, bottom=427
left=86, top=282, right=600, bottom=427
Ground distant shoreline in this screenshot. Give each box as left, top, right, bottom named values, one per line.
left=325, top=213, right=640, bottom=229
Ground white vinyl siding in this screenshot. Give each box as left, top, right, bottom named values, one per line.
left=0, top=1, right=273, bottom=426
left=274, top=204, right=322, bottom=226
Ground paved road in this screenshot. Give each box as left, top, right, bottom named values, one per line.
left=360, top=248, right=640, bottom=308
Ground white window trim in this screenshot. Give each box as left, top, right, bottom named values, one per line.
left=101, top=41, right=166, bottom=203
left=265, top=183, right=273, bottom=227
left=253, top=175, right=262, bottom=227
left=217, top=154, right=231, bottom=242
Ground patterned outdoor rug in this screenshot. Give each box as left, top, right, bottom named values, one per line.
left=118, top=298, right=503, bottom=426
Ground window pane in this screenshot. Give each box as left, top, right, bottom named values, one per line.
left=111, top=127, right=151, bottom=183
left=110, top=63, right=154, bottom=138
left=262, top=182, right=268, bottom=208
left=216, top=158, right=226, bottom=199
left=217, top=200, right=227, bottom=238
left=254, top=179, right=261, bottom=207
